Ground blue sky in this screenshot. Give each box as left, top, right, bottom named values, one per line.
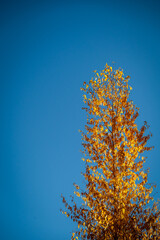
left=1, top=0, right=160, bottom=239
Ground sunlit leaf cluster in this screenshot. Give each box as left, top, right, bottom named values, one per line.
left=61, top=64, right=160, bottom=239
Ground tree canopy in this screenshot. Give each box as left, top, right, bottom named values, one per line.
left=61, top=63, right=160, bottom=239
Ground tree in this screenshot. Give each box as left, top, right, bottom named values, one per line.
left=61, top=63, right=160, bottom=239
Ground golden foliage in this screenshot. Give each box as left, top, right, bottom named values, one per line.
left=61, top=63, right=160, bottom=239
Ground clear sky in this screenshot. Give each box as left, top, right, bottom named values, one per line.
left=1, top=0, right=160, bottom=239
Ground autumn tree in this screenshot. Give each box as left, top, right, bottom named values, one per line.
left=61, top=63, right=160, bottom=239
